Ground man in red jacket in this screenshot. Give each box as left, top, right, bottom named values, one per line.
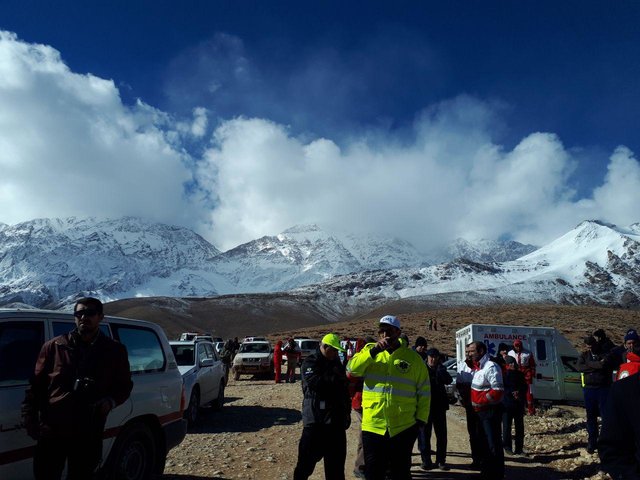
left=508, top=339, right=536, bottom=415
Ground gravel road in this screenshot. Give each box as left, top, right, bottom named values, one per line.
left=162, top=375, right=609, bottom=480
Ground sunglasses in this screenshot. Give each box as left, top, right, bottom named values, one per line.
left=73, top=309, right=99, bottom=318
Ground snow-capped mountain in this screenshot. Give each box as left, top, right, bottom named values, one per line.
left=0, top=217, right=221, bottom=306
left=3, top=217, right=635, bottom=312
left=208, top=224, right=429, bottom=293
left=444, top=238, right=537, bottom=263
left=296, top=220, right=640, bottom=317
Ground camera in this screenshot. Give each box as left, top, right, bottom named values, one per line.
left=73, top=376, right=96, bottom=393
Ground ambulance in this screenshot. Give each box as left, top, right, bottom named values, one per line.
left=455, top=324, right=583, bottom=404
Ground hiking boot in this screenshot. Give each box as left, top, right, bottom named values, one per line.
left=420, top=462, right=435, bottom=471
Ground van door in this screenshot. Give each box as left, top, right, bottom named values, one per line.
left=559, top=355, right=583, bottom=403
left=529, top=335, right=561, bottom=401
left=0, top=319, right=45, bottom=480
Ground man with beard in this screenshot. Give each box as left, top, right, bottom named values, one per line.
left=22, top=297, right=133, bottom=480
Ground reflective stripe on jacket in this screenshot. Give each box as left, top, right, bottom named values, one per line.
left=346, top=343, right=430, bottom=437
left=466, top=354, right=504, bottom=411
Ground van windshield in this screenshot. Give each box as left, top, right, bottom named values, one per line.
left=239, top=343, right=270, bottom=353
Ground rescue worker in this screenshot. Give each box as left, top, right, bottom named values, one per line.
left=508, top=339, right=536, bottom=415
left=22, top=297, right=133, bottom=480
left=274, top=340, right=284, bottom=383
left=457, top=341, right=505, bottom=480
left=347, top=315, right=430, bottom=480
left=293, top=333, right=351, bottom=480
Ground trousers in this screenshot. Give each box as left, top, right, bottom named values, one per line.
left=293, top=424, right=346, bottom=480
left=362, top=424, right=418, bottom=480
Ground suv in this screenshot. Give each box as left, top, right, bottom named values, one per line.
left=232, top=341, right=273, bottom=380
left=0, top=309, right=186, bottom=480
left=294, top=338, right=320, bottom=361
left=170, top=340, right=226, bottom=426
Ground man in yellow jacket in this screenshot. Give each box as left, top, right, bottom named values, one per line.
left=347, top=315, right=430, bottom=480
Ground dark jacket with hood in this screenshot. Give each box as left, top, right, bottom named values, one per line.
left=599, top=373, right=640, bottom=479
left=577, top=340, right=614, bottom=388
left=300, top=349, right=351, bottom=429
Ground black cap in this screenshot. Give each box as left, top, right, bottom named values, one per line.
left=426, top=348, right=440, bottom=357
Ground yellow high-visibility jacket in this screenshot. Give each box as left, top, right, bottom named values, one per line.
left=347, top=343, right=430, bottom=437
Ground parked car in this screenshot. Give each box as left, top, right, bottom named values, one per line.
left=443, top=358, right=459, bottom=405
left=294, top=338, right=320, bottom=361
left=170, top=340, right=226, bottom=426
left=0, top=308, right=186, bottom=480
left=232, top=341, right=273, bottom=380
left=242, top=336, right=267, bottom=343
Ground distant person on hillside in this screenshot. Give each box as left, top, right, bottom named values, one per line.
left=347, top=315, right=430, bottom=480
left=598, top=373, right=640, bottom=478
left=577, top=335, right=614, bottom=454
left=508, top=339, right=536, bottom=415
left=433, top=319, right=438, bottom=331
left=293, top=333, right=350, bottom=480
left=428, top=319, right=433, bottom=331
left=283, top=338, right=301, bottom=383
left=274, top=340, right=283, bottom=383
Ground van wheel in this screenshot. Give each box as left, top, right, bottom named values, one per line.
left=186, top=389, right=200, bottom=426
left=213, top=380, right=225, bottom=410
left=106, top=423, right=156, bottom=480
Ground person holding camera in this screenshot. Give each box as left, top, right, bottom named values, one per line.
left=22, top=297, right=133, bottom=479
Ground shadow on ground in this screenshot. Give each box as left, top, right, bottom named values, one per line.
left=187, top=403, right=301, bottom=434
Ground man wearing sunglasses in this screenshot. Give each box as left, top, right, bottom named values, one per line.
left=347, top=315, right=430, bottom=480
left=22, top=297, right=133, bottom=479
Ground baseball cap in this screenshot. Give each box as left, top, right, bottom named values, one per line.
left=379, top=315, right=401, bottom=329
left=321, top=333, right=346, bottom=352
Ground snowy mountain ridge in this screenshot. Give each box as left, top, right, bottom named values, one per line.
left=1, top=217, right=636, bottom=311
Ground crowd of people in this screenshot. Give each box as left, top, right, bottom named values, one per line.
left=291, top=318, right=640, bottom=480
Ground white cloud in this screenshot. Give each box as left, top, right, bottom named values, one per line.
left=0, top=31, right=198, bottom=227
left=198, top=99, right=640, bottom=251
left=2, top=31, right=639, bottom=254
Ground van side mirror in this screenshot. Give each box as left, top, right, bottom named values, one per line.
left=200, top=358, right=214, bottom=367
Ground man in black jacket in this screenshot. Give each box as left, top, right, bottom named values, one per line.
left=293, top=333, right=351, bottom=480
left=22, top=297, right=133, bottom=480
left=598, top=373, right=640, bottom=479
left=576, top=335, right=614, bottom=454
left=418, top=348, right=452, bottom=471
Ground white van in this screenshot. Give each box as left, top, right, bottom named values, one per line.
left=455, top=324, right=582, bottom=404
left=0, top=309, right=187, bottom=480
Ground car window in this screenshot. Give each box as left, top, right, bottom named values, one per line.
left=112, top=325, right=166, bottom=373
left=52, top=321, right=111, bottom=338
left=203, top=343, right=217, bottom=361
left=300, top=341, right=319, bottom=350
left=561, top=355, right=579, bottom=373
left=197, top=343, right=211, bottom=364
left=171, top=344, right=195, bottom=366
left=0, top=321, right=44, bottom=386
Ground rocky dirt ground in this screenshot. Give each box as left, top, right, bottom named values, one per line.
left=162, top=374, right=612, bottom=480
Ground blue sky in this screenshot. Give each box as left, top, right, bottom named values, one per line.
left=1, top=1, right=639, bottom=251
